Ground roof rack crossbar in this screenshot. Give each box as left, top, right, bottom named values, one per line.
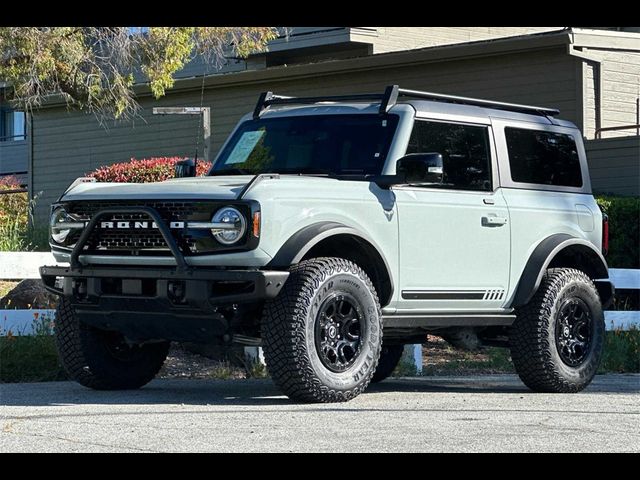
left=252, top=85, right=560, bottom=119
left=396, top=88, right=560, bottom=117
left=253, top=92, right=390, bottom=118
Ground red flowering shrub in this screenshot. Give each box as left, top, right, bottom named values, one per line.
left=0, top=175, right=23, bottom=188
left=86, top=157, right=212, bottom=183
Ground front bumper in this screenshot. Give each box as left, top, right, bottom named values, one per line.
left=40, top=265, right=288, bottom=304
left=40, top=265, right=289, bottom=342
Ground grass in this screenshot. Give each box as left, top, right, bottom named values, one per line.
left=0, top=313, right=67, bottom=383
left=0, top=335, right=67, bottom=382
left=0, top=223, right=50, bottom=252
left=0, top=330, right=637, bottom=384
left=600, top=329, right=640, bottom=373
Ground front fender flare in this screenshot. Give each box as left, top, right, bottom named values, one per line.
left=268, top=221, right=388, bottom=268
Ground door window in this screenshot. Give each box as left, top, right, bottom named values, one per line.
left=406, top=120, right=492, bottom=191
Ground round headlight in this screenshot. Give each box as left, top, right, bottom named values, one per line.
left=50, top=207, right=72, bottom=244
left=211, top=207, right=246, bottom=245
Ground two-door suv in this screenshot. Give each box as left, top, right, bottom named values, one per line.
left=42, top=85, right=614, bottom=402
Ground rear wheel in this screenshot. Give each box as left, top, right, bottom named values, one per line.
left=55, top=298, right=169, bottom=390
left=262, top=258, right=382, bottom=403
left=371, top=344, right=404, bottom=383
left=510, top=268, right=604, bottom=393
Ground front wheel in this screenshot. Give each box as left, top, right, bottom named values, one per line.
left=262, top=258, right=382, bottom=403
left=510, top=268, right=605, bottom=393
left=55, top=298, right=170, bottom=390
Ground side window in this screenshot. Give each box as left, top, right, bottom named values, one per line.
left=0, top=109, right=26, bottom=142
left=406, top=120, right=492, bottom=191
left=505, top=127, right=582, bottom=188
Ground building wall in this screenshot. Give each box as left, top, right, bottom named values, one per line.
left=583, top=49, right=640, bottom=139
left=585, top=136, right=640, bottom=196
left=31, top=46, right=578, bottom=219
left=0, top=140, right=27, bottom=176
left=370, top=27, right=562, bottom=53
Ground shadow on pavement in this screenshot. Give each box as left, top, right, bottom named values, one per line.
left=1, top=374, right=636, bottom=408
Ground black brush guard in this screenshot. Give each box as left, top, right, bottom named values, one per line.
left=39, top=207, right=289, bottom=342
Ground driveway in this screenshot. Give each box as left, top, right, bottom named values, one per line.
left=1, top=374, right=638, bottom=452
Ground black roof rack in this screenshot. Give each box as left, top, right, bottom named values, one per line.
left=252, top=85, right=560, bottom=118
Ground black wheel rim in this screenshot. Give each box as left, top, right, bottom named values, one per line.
left=314, top=292, right=364, bottom=373
left=555, top=298, right=593, bottom=367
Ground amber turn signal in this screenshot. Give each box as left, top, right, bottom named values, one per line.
left=252, top=211, right=261, bottom=238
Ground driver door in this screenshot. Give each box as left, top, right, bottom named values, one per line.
left=394, top=118, right=511, bottom=312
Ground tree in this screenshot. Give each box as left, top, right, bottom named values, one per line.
left=0, top=27, right=279, bottom=120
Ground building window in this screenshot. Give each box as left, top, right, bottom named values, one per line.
left=1, top=109, right=26, bottom=142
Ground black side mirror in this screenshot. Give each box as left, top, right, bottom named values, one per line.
left=175, top=159, right=196, bottom=178
left=396, top=153, right=443, bottom=185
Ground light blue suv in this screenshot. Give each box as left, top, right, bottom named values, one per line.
left=43, top=86, right=614, bottom=402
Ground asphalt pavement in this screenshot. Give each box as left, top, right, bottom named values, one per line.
left=1, top=374, right=639, bottom=452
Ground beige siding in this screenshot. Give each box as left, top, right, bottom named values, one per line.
left=581, top=49, right=640, bottom=139
left=584, top=61, right=598, bottom=138
left=32, top=47, right=576, bottom=219
left=370, top=27, right=561, bottom=53
left=585, top=136, right=640, bottom=196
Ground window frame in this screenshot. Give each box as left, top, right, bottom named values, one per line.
left=0, top=108, right=27, bottom=143
left=209, top=113, right=400, bottom=177
left=398, top=117, right=499, bottom=194
left=492, top=119, right=591, bottom=195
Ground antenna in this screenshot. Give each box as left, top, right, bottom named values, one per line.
left=193, top=63, right=209, bottom=172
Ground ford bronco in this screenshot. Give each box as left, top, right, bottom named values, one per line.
left=41, top=85, right=614, bottom=402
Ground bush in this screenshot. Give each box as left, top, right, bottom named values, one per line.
left=0, top=176, right=29, bottom=251
left=596, top=195, right=640, bottom=269
left=0, top=176, right=48, bottom=252
left=87, top=157, right=212, bottom=183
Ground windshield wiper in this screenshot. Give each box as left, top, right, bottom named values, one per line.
left=276, top=168, right=333, bottom=176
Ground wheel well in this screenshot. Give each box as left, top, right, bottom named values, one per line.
left=301, top=234, right=393, bottom=306
left=547, top=244, right=608, bottom=280
left=512, top=235, right=611, bottom=308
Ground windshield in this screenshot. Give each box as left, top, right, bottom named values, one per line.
left=209, top=114, right=399, bottom=176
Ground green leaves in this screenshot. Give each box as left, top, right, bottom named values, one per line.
left=0, top=27, right=279, bottom=120
left=596, top=195, right=640, bottom=269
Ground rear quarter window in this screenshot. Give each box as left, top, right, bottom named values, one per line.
left=505, top=127, right=583, bottom=188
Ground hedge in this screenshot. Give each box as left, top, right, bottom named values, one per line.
left=87, top=157, right=212, bottom=183
left=596, top=195, right=640, bottom=269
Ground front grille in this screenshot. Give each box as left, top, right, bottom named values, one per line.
left=88, top=230, right=198, bottom=252
left=65, top=200, right=217, bottom=256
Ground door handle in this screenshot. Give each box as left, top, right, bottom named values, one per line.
left=482, top=215, right=508, bottom=227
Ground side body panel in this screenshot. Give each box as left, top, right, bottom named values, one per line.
left=394, top=186, right=511, bottom=312
left=246, top=177, right=401, bottom=307
left=490, top=117, right=604, bottom=307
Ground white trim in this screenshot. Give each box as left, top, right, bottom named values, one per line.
left=605, top=311, right=640, bottom=331
left=609, top=269, right=640, bottom=290
left=0, top=309, right=55, bottom=336
left=0, top=252, right=65, bottom=280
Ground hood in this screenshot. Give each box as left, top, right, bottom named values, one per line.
left=60, top=175, right=254, bottom=201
